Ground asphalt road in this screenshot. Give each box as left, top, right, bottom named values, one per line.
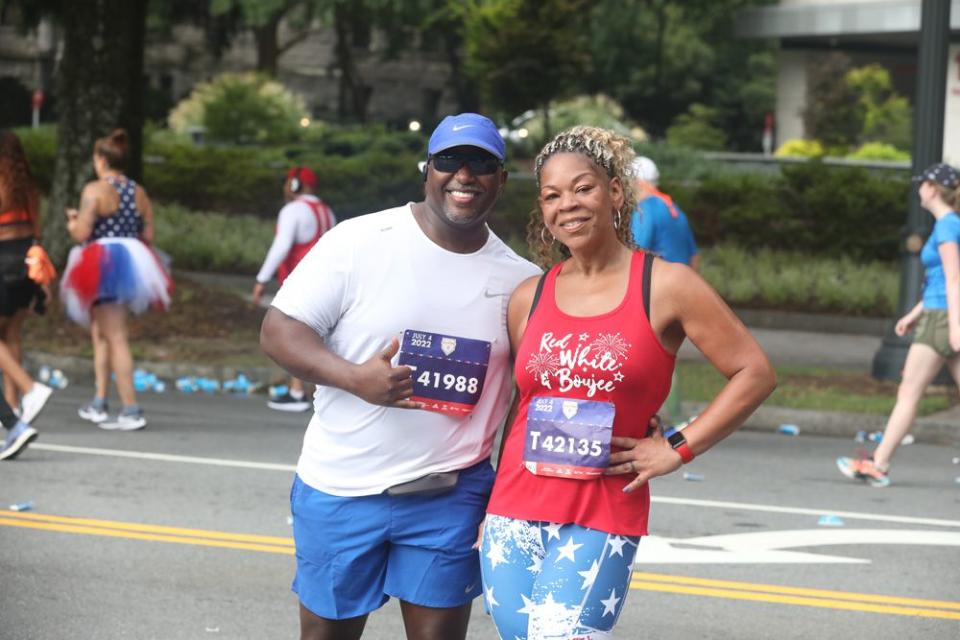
left=1, top=383, right=958, bottom=640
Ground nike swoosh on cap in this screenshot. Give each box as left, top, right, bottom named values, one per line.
left=451, top=124, right=473, bottom=131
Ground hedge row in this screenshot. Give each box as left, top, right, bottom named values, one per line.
left=15, top=126, right=425, bottom=220
left=670, top=162, right=910, bottom=261
left=16, top=127, right=913, bottom=261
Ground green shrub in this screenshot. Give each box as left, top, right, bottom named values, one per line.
left=665, top=104, right=727, bottom=151
left=701, top=243, right=898, bottom=315
left=489, top=175, right=538, bottom=256
left=682, top=160, right=908, bottom=261
left=12, top=125, right=56, bottom=193
left=846, top=142, right=909, bottom=161
left=168, top=73, right=308, bottom=144
left=633, top=141, right=725, bottom=183
left=774, top=138, right=824, bottom=158
left=505, top=94, right=645, bottom=157
left=153, top=203, right=273, bottom=273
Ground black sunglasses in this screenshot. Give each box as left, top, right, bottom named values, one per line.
left=430, top=152, right=502, bottom=176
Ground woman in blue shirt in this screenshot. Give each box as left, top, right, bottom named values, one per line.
left=838, top=163, right=960, bottom=487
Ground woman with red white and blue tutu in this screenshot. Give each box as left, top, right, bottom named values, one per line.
left=62, top=129, right=171, bottom=430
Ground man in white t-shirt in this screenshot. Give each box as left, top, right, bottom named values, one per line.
left=253, top=166, right=336, bottom=412
left=261, top=113, right=539, bottom=640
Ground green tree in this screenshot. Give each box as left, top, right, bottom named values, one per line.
left=846, top=64, right=912, bottom=151
left=803, top=52, right=862, bottom=151
left=666, top=103, right=727, bottom=150
left=209, top=0, right=316, bottom=75
left=585, top=0, right=777, bottom=148
left=461, top=0, right=592, bottom=139
left=0, top=0, right=149, bottom=262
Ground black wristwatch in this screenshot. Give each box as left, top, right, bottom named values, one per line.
left=664, top=427, right=695, bottom=464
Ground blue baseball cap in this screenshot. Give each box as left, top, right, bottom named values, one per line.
left=428, top=113, right=506, bottom=161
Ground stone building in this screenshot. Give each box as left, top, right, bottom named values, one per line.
left=0, top=16, right=458, bottom=128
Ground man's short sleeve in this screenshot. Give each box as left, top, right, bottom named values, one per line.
left=270, top=223, right=353, bottom=336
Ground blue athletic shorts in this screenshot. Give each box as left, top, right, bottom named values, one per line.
left=291, top=459, right=495, bottom=619
left=480, top=514, right=640, bottom=639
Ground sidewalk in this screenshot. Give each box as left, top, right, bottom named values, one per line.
left=28, top=270, right=959, bottom=446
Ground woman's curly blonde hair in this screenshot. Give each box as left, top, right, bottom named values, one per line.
left=527, top=126, right=637, bottom=267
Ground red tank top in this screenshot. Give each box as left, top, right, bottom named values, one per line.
left=277, top=197, right=334, bottom=284
left=486, top=251, right=675, bottom=536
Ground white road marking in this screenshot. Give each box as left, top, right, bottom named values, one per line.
left=30, top=443, right=296, bottom=472
left=636, top=529, right=960, bottom=564
left=30, top=444, right=960, bottom=529
left=652, top=496, right=960, bottom=528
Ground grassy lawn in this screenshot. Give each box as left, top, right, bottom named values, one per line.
left=677, top=361, right=956, bottom=416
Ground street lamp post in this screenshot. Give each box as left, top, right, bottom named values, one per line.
left=872, top=0, right=952, bottom=381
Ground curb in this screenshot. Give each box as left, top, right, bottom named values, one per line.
left=24, top=351, right=287, bottom=389
left=732, top=308, right=888, bottom=337
left=683, top=402, right=960, bottom=446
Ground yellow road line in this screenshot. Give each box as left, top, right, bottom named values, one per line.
left=630, top=580, right=960, bottom=621
left=1, top=510, right=293, bottom=546
left=631, top=572, right=960, bottom=611
left=4, top=511, right=958, bottom=620
left=0, top=517, right=294, bottom=555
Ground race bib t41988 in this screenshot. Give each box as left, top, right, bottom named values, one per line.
left=397, top=330, right=492, bottom=417
left=523, top=396, right=615, bottom=479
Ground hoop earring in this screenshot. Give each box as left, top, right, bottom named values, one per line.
left=615, top=208, right=622, bottom=229
left=540, top=226, right=555, bottom=247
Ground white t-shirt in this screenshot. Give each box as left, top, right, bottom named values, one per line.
left=271, top=204, right=540, bottom=496
left=256, top=195, right=336, bottom=284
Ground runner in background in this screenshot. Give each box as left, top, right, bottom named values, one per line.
left=253, top=166, right=335, bottom=412
left=630, top=156, right=699, bottom=271
left=630, top=156, right=699, bottom=426
left=0, top=130, right=52, bottom=459
left=61, top=128, right=171, bottom=431
left=837, top=163, right=960, bottom=487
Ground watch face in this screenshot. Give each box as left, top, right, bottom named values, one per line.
left=666, top=429, right=686, bottom=449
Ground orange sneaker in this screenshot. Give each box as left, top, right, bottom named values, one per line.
left=837, top=456, right=890, bottom=487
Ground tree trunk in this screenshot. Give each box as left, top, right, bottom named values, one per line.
left=333, top=3, right=368, bottom=123
left=653, top=2, right=666, bottom=98
left=254, top=16, right=281, bottom=75
left=46, top=0, right=147, bottom=265
left=542, top=101, right=552, bottom=142
left=443, top=36, right=479, bottom=114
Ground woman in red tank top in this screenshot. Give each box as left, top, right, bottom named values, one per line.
left=479, top=127, right=776, bottom=640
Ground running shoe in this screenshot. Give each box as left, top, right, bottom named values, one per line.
left=100, top=407, right=147, bottom=431
left=836, top=456, right=890, bottom=488
left=19, top=382, right=52, bottom=425
left=267, top=392, right=311, bottom=412
left=0, top=421, right=38, bottom=461
left=78, top=400, right=109, bottom=424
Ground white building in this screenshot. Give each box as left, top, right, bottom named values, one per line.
left=737, top=0, right=959, bottom=162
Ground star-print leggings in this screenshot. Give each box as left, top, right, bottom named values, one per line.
left=479, top=514, right=640, bottom=640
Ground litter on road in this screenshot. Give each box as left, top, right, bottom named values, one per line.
left=817, top=514, right=844, bottom=527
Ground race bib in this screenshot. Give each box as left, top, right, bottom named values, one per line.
left=397, top=330, right=492, bottom=417
left=523, top=396, right=615, bottom=479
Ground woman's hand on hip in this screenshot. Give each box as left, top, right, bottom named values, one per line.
left=605, top=428, right=682, bottom=493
